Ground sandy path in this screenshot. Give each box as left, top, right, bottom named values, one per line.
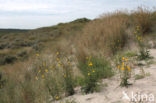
left=58, top=49, right=156, bottom=103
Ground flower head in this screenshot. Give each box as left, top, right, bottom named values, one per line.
left=56, top=52, right=59, bottom=55
left=43, top=62, right=46, bottom=67
left=122, top=62, right=125, bottom=66
left=121, top=67, right=125, bottom=70
left=38, top=70, right=41, bottom=73
left=125, top=58, right=128, bottom=62
left=55, top=96, right=60, bottom=100
left=41, top=75, right=45, bottom=78
left=45, top=69, right=48, bottom=73
left=117, top=65, right=120, bottom=69
left=127, top=66, right=131, bottom=71
left=36, top=53, right=39, bottom=57
left=89, top=62, right=93, bottom=66
left=88, top=73, right=91, bottom=76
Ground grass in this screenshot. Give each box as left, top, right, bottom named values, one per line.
left=135, top=74, right=145, bottom=80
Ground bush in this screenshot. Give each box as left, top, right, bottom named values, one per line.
left=78, top=56, right=113, bottom=93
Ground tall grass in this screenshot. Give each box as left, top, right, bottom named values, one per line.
left=131, top=7, right=155, bottom=34
left=76, top=7, right=156, bottom=61
left=76, top=12, right=129, bottom=59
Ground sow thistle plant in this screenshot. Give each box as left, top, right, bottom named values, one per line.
left=134, top=26, right=150, bottom=60
left=33, top=52, right=74, bottom=101
left=118, top=57, right=131, bottom=87
left=80, top=56, right=98, bottom=94
left=79, top=56, right=113, bottom=94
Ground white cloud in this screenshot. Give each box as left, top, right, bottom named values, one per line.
left=0, top=0, right=155, bottom=29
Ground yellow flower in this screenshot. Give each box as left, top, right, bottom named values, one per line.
left=89, top=56, right=92, bottom=58
left=138, top=37, right=141, bottom=40
left=45, top=69, right=48, bottom=73
left=117, top=65, right=120, bottom=69
left=122, top=62, right=125, bottom=66
left=38, top=70, right=41, bottom=73
left=56, top=96, right=59, bottom=100
left=36, top=53, right=39, bottom=57
left=89, top=62, right=93, bottom=66
left=57, top=58, right=60, bottom=61
left=92, top=70, right=95, bottom=73
left=121, top=67, right=125, bottom=70
left=68, top=61, right=71, bottom=64
left=136, top=26, right=140, bottom=30
left=134, top=31, right=137, bottom=34
left=41, top=75, right=45, bottom=78
left=127, top=66, right=131, bottom=71
left=125, top=58, right=128, bottom=62
left=43, top=62, right=46, bottom=67
left=86, top=57, right=89, bottom=59
left=35, top=76, right=38, bottom=80
left=122, top=57, right=125, bottom=60
left=58, top=64, right=61, bottom=67
left=88, top=73, right=91, bottom=76
left=56, top=52, right=59, bottom=55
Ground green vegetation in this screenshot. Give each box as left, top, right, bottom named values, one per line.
left=0, top=18, right=90, bottom=65
left=135, top=74, right=145, bottom=80
left=0, top=29, right=29, bottom=35
left=78, top=56, right=113, bottom=93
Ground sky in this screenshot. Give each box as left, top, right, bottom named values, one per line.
left=0, top=0, right=155, bottom=29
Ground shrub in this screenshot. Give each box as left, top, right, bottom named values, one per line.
left=78, top=56, right=113, bottom=93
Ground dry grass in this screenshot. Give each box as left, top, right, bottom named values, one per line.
left=76, top=12, right=129, bottom=60
left=76, top=7, right=156, bottom=62
left=131, top=7, right=155, bottom=34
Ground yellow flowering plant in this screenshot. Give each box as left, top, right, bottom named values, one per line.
left=134, top=25, right=150, bottom=60
left=118, top=57, right=132, bottom=87
left=78, top=56, right=113, bottom=93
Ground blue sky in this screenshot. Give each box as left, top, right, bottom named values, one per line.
left=0, top=0, right=155, bottom=29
